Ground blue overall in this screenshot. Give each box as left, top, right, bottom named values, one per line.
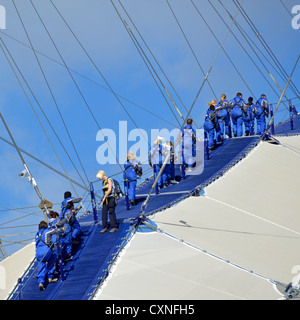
left=149, top=143, right=167, bottom=187
left=204, top=109, right=217, bottom=149
left=255, top=97, right=269, bottom=135
left=216, top=100, right=230, bottom=138
left=182, top=125, right=196, bottom=167
left=230, top=97, right=246, bottom=137
left=243, top=104, right=255, bottom=136
left=124, top=159, right=139, bottom=201
left=35, top=227, right=58, bottom=286
left=64, top=208, right=81, bottom=241
left=60, top=197, right=81, bottom=241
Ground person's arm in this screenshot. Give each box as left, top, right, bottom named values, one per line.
left=102, top=179, right=112, bottom=204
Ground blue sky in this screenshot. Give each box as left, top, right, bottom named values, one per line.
left=0, top=0, right=299, bottom=256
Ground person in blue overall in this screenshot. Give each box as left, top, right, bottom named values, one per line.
left=165, top=141, right=178, bottom=184
left=48, top=211, right=72, bottom=261
left=124, top=151, right=142, bottom=206
left=204, top=100, right=218, bottom=150
left=243, top=97, right=255, bottom=136
left=216, top=94, right=231, bottom=138
left=35, top=221, right=58, bottom=290
left=229, top=92, right=247, bottom=137
left=60, top=192, right=82, bottom=243
left=181, top=119, right=197, bottom=171
left=255, top=94, right=269, bottom=135
left=148, top=137, right=168, bottom=188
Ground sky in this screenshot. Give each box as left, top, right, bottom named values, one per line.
left=0, top=0, right=299, bottom=256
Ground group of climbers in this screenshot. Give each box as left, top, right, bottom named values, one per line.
left=35, top=192, right=83, bottom=290
left=204, top=93, right=270, bottom=150
left=34, top=90, right=287, bottom=291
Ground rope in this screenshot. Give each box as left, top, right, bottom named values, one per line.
left=12, top=0, right=90, bottom=188
left=29, top=0, right=124, bottom=173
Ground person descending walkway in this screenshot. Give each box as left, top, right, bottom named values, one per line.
left=229, top=92, right=247, bottom=137
left=35, top=221, right=58, bottom=291
left=97, top=170, right=118, bottom=234
left=124, top=151, right=142, bottom=206
left=216, top=94, right=231, bottom=139
left=181, top=119, right=197, bottom=171
left=148, top=137, right=168, bottom=188
left=204, top=100, right=219, bottom=150
left=243, top=97, right=255, bottom=136
left=255, top=94, right=269, bottom=135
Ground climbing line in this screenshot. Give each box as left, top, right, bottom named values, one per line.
left=204, top=195, right=300, bottom=236
left=142, top=219, right=278, bottom=286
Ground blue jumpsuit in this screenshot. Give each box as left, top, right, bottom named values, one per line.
left=60, top=197, right=81, bottom=241
left=149, top=143, right=168, bottom=187
left=47, top=218, right=72, bottom=260
left=204, top=109, right=218, bottom=149
left=124, top=159, right=139, bottom=202
left=255, top=97, right=269, bottom=135
left=216, top=100, right=230, bottom=138
left=182, top=125, right=196, bottom=168
left=35, top=227, right=58, bottom=286
left=242, top=104, right=255, bottom=136
left=230, top=96, right=246, bottom=137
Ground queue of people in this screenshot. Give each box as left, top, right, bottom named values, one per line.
left=204, top=93, right=270, bottom=150
left=35, top=193, right=83, bottom=290
left=35, top=90, right=280, bottom=290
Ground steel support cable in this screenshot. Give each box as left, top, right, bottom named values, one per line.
left=49, top=0, right=151, bottom=150
left=218, top=0, right=293, bottom=114
left=143, top=220, right=278, bottom=286
left=210, top=0, right=290, bottom=113
left=266, top=55, right=300, bottom=134
left=0, top=31, right=178, bottom=129
left=166, top=0, right=218, bottom=100
left=191, top=0, right=256, bottom=99
left=29, top=0, right=124, bottom=173
left=110, top=0, right=183, bottom=127
left=233, top=0, right=300, bottom=100
left=117, top=0, right=202, bottom=128
left=226, top=2, right=297, bottom=95
left=0, top=38, right=87, bottom=202
left=280, top=0, right=293, bottom=18
left=139, top=2, right=244, bottom=218
left=12, top=0, right=90, bottom=188
left=0, top=136, right=88, bottom=192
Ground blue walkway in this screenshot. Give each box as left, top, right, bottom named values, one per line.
left=8, top=115, right=300, bottom=300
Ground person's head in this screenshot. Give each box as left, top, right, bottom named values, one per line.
left=96, top=170, right=106, bottom=180
left=127, top=151, right=136, bottom=161
left=66, top=201, right=74, bottom=210
left=221, top=94, right=226, bottom=102
left=38, top=221, right=48, bottom=230
left=187, top=118, right=193, bottom=126
left=49, top=211, right=59, bottom=219
left=166, top=141, right=173, bottom=146
left=261, top=94, right=266, bottom=98
left=64, top=191, right=71, bottom=199
left=248, top=97, right=253, bottom=104
left=236, top=92, right=242, bottom=98
left=208, top=99, right=217, bottom=107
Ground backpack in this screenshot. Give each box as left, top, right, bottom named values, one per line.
left=113, top=179, right=123, bottom=199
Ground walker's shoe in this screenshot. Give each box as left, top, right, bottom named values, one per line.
left=170, top=180, right=179, bottom=184
left=64, top=253, right=73, bottom=262
left=100, top=228, right=109, bottom=234
left=130, top=200, right=135, bottom=206
left=109, top=228, right=118, bottom=233
left=39, top=283, right=45, bottom=291
left=48, top=278, right=58, bottom=283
